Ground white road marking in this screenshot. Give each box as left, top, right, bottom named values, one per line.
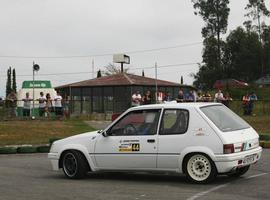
left=186, top=184, right=229, bottom=200
left=245, top=173, right=268, bottom=179
left=186, top=173, right=268, bottom=200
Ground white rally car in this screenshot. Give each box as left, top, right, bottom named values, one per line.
left=48, top=103, right=262, bottom=183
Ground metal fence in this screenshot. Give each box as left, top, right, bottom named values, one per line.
left=0, top=99, right=269, bottom=121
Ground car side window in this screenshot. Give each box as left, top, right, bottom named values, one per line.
left=109, top=109, right=161, bottom=136
left=159, top=109, right=189, bottom=135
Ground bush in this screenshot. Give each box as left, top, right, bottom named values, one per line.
left=0, top=147, right=17, bottom=154
left=37, top=145, right=50, bottom=153
left=17, top=146, right=37, bottom=153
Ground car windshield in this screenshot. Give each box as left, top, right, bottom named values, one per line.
left=200, top=105, right=250, bottom=132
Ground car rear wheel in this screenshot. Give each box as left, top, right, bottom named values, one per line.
left=228, top=165, right=250, bottom=177
left=185, top=154, right=217, bottom=183
left=62, top=150, right=89, bottom=179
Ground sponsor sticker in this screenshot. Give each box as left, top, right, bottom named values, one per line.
left=119, top=141, right=140, bottom=152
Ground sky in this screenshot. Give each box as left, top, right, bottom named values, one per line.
left=0, top=0, right=269, bottom=97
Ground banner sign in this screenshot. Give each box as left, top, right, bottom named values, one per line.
left=22, top=81, right=52, bottom=89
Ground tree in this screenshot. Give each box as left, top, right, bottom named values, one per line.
left=245, top=0, right=270, bottom=74
left=245, top=0, right=270, bottom=33
left=262, top=26, right=270, bottom=74
left=97, top=69, right=102, bottom=78
left=12, top=68, right=17, bottom=93
left=192, top=0, right=230, bottom=67
left=142, top=70, right=145, bottom=77
left=103, top=63, right=129, bottom=76
left=223, top=27, right=261, bottom=81
left=6, top=67, right=12, bottom=97
left=180, top=76, right=184, bottom=84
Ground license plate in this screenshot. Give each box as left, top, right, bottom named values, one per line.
left=243, top=154, right=256, bottom=165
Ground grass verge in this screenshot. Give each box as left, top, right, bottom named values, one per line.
left=0, top=119, right=95, bottom=146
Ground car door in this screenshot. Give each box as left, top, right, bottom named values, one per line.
left=94, top=109, right=161, bottom=170
left=157, top=109, right=189, bottom=170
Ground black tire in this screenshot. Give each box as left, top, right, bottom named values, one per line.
left=62, top=150, right=89, bottom=179
left=184, top=153, right=217, bottom=184
left=228, top=165, right=250, bottom=177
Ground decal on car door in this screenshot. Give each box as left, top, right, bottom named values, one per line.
left=119, top=140, right=140, bottom=152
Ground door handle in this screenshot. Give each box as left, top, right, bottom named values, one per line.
left=147, top=139, right=155, bottom=143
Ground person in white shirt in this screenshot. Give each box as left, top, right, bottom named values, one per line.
left=131, top=91, right=142, bottom=107
left=37, top=92, right=46, bottom=117
left=22, top=92, right=33, bottom=117
left=214, top=89, right=224, bottom=103
left=54, top=91, right=63, bottom=116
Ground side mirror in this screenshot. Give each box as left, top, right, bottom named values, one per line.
left=102, top=131, right=108, bottom=137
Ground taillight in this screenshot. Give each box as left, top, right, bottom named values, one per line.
left=224, top=144, right=234, bottom=154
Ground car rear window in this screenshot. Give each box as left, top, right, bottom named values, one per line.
left=200, top=105, right=250, bottom=132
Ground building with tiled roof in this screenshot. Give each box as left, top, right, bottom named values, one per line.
left=56, top=73, right=195, bottom=114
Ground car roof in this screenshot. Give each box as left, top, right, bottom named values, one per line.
left=129, top=102, right=222, bottom=111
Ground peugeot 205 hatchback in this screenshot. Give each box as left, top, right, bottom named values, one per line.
left=48, top=103, right=262, bottom=183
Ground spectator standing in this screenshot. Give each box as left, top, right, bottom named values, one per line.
left=6, top=90, right=17, bottom=117
left=54, top=91, right=63, bottom=117
left=223, top=92, right=233, bottom=107
left=197, top=91, right=203, bottom=102
left=202, top=91, right=212, bottom=102
left=63, top=95, right=70, bottom=119
left=176, top=89, right=185, bottom=103
left=37, top=92, right=46, bottom=117
left=45, top=93, right=53, bottom=118
left=142, top=91, right=152, bottom=105
left=131, top=91, right=142, bottom=107
left=249, top=92, right=258, bottom=115
left=185, top=90, right=195, bottom=102
left=163, top=92, right=173, bottom=102
left=22, top=92, right=33, bottom=117
left=242, top=92, right=250, bottom=115
left=214, top=89, right=224, bottom=103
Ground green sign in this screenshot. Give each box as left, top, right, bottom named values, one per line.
left=22, top=81, right=52, bottom=89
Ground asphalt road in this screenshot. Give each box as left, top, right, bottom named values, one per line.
left=0, top=150, right=270, bottom=200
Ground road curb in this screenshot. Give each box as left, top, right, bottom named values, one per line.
left=261, top=141, right=270, bottom=148
left=0, top=144, right=50, bottom=154
left=0, top=139, right=269, bottom=155
left=260, top=134, right=270, bottom=141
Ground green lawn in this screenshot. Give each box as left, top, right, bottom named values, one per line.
left=0, top=115, right=269, bottom=146
left=243, top=115, right=270, bottom=134
left=0, top=120, right=95, bottom=146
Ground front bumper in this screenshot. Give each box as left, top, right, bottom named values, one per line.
left=214, top=146, right=262, bottom=173
left=48, top=152, right=60, bottom=171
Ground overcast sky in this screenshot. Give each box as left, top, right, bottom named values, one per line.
left=1, top=0, right=269, bottom=97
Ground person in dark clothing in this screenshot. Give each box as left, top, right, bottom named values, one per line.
left=163, top=92, right=173, bottom=102
left=142, top=90, right=152, bottom=105
left=176, top=89, right=185, bottom=103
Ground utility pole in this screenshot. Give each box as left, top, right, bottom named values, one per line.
left=32, top=62, right=40, bottom=118
left=32, top=61, right=35, bottom=118
left=155, top=62, right=158, bottom=103
left=92, top=59, right=94, bottom=79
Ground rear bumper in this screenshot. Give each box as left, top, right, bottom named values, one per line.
left=48, top=152, right=60, bottom=171
left=214, top=146, right=262, bottom=173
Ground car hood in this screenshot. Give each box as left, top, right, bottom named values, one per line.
left=54, top=130, right=100, bottom=145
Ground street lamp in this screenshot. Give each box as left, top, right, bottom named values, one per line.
left=32, top=62, right=40, bottom=118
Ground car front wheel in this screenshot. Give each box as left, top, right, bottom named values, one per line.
left=184, top=154, right=217, bottom=183
left=62, top=150, right=89, bottom=179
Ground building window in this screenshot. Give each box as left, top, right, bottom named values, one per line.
left=82, top=88, right=91, bottom=114
left=104, top=87, right=113, bottom=112
left=92, top=87, right=102, bottom=113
